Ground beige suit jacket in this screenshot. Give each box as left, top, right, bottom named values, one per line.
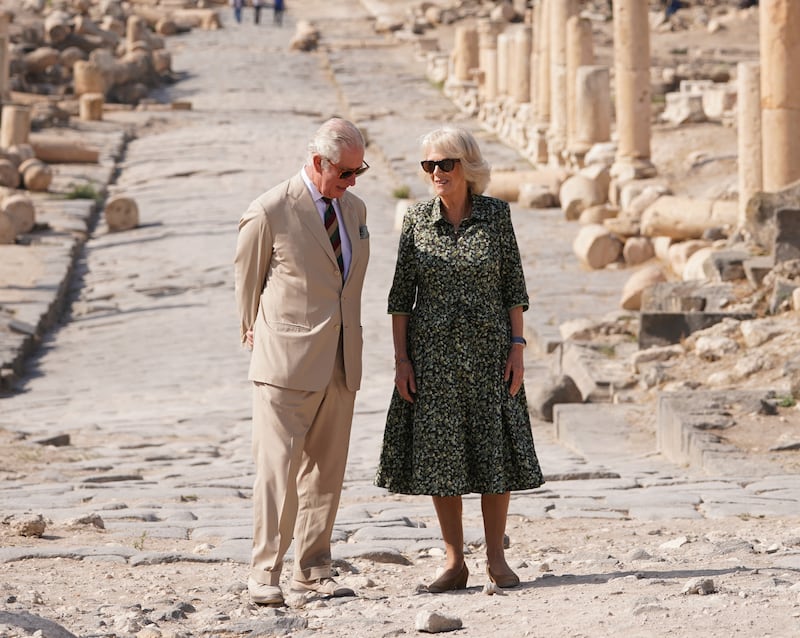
left=234, top=171, right=369, bottom=392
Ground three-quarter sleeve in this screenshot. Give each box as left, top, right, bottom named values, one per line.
left=498, top=201, right=529, bottom=312
left=387, top=208, right=417, bottom=315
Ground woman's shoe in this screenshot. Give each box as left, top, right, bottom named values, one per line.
left=486, top=564, right=520, bottom=588
left=427, top=562, right=469, bottom=593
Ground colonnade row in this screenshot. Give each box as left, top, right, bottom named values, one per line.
left=444, top=0, right=799, bottom=220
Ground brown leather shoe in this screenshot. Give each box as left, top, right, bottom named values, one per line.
left=290, top=577, right=355, bottom=598
left=247, top=577, right=285, bottom=605
left=486, top=564, right=520, bottom=588
left=427, top=562, right=469, bottom=593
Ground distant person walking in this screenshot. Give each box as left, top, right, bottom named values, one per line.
left=231, top=0, right=244, bottom=24
left=274, top=0, right=285, bottom=26
left=253, top=0, right=264, bottom=24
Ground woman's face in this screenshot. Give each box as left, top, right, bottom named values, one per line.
left=424, top=150, right=466, bottom=200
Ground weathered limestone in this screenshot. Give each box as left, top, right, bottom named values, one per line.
left=23, top=47, right=60, bottom=75
left=74, top=15, right=120, bottom=49
left=668, top=240, right=712, bottom=278
left=0, top=12, right=9, bottom=102
left=566, top=15, right=594, bottom=153
left=2, top=194, right=35, bottom=235
left=0, top=209, right=13, bottom=244
left=528, top=1, right=540, bottom=107
left=611, top=0, right=654, bottom=177
left=510, top=25, right=531, bottom=105
left=573, top=224, right=623, bottom=270
left=559, top=164, right=610, bottom=220
left=453, top=25, right=479, bottom=83
left=496, top=31, right=511, bottom=97
left=535, top=0, right=551, bottom=126
left=0, top=105, right=31, bottom=149
left=774, top=208, right=800, bottom=263
left=623, top=236, right=655, bottom=266
left=477, top=20, right=499, bottom=102
left=126, top=15, right=150, bottom=52
left=104, top=195, right=139, bottom=232
left=759, top=0, right=800, bottom=192
left=30, top=136, right=100, bottom=164
left=19, top=158, right=52, bottom=192
left=640, top=196, right=739, bottom=240
left=548, top=0, right=578, bottom=164
left=73, top=60, right=107, bottom=96
left=79, top=93, right=105, bottom=121
left=620, top=263, right=667, bottom=311
left=638, top=282, right=755, bottom=349
left=486, top=168, right=565, bottom=203
left=745, top=178, right=800, bottom=250
left=44, top=10, right=71, bottom=45
left=737, top=61, right=762, bottom=228
left=573, top=66, right=611, bottom=155
left=0, top=158, right=19, bottom=188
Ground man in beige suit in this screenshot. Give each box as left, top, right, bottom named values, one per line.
left=234, top=118, right=370, bottom=605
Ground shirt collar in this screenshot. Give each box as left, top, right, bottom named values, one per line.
left=301, top=165, right=328, bottom=206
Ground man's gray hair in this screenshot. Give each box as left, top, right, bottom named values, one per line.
left=307, top=118, right=365, bottom=165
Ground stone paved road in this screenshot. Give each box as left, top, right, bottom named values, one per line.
left=1, top=2, right=799, bottom=636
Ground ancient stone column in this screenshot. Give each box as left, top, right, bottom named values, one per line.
left=496, top=31, right=511, bottom=97
left=74, top=60, right=106, bottom=96
left=79, top=93, right=105, bottom=121
left=535, top=0, right=551, bottom=125
left=574, top=66, right=612, bottom=153
left=453, top=25, right=479, bottom=83
left=529, top=1, right=540, bottom=108
left=759, top=0, right=800, bottom=192
left=566, top=15, right=594, bottom=150
left=612, top=0, right=654, bottom=177
left=548, top=0, right=578, bottom=164
left=126, top=15, right=150, bottom=52
left=510, top=25, right=531, bottom=105
left=0, top=13, right=9, bottom=102
left=737, top=61, right=762, bottom=227
left=0, top=105, right=31, bottom=149
left=478, top=20, right=500, bottom=102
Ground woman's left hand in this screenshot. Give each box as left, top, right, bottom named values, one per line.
left=503, top=346, right=524, bottom=396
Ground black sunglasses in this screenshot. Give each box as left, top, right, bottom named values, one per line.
left=421, top=158, right=460, bottom=174
left=329, top=159, right=370, bottom=179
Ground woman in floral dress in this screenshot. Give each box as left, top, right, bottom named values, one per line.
left=375, top=126, right=544, bottom=593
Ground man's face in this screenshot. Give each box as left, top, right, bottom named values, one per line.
left=314, top=145, right=366, bottom=199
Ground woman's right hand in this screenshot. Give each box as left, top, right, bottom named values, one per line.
left=394, top=360, right=416, bottom=403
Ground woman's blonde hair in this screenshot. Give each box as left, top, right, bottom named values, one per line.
left=420, top=126, right=491, bottom=195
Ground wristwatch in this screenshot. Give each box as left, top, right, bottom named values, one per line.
left=510, top=336, right=527, bottom=346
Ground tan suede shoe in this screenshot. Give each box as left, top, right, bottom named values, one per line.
left=290, top=577, right=355, bottom=598
left=247, top=577, right=284, bottom=605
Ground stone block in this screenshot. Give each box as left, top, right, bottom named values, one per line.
left=703, top=248, right=750, bottom=281
left=774, top=208, right=800, bottom=263
left=744, top=178, right=800, bottom=251
left=743, top=255, right=774, bottom=288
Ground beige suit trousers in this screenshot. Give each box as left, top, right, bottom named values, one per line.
left=249, top=339, right=355, bottom=586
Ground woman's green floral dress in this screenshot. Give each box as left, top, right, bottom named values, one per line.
left=375, top=195, right=545, bottom=496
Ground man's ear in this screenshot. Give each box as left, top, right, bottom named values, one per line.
left=312, top=154, right=324, bottom=173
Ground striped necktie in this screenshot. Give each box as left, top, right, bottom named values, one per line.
left=322, top=197, right=344, bottom=277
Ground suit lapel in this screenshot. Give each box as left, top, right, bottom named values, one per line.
left=290, top=174, right=339, bottom=267
left=341, top=199, right=361, bottom=281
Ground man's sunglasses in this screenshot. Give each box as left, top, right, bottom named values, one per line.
left=329, top=159, right=370, bottom=179
left=421, top=158, right=460, bottom=173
